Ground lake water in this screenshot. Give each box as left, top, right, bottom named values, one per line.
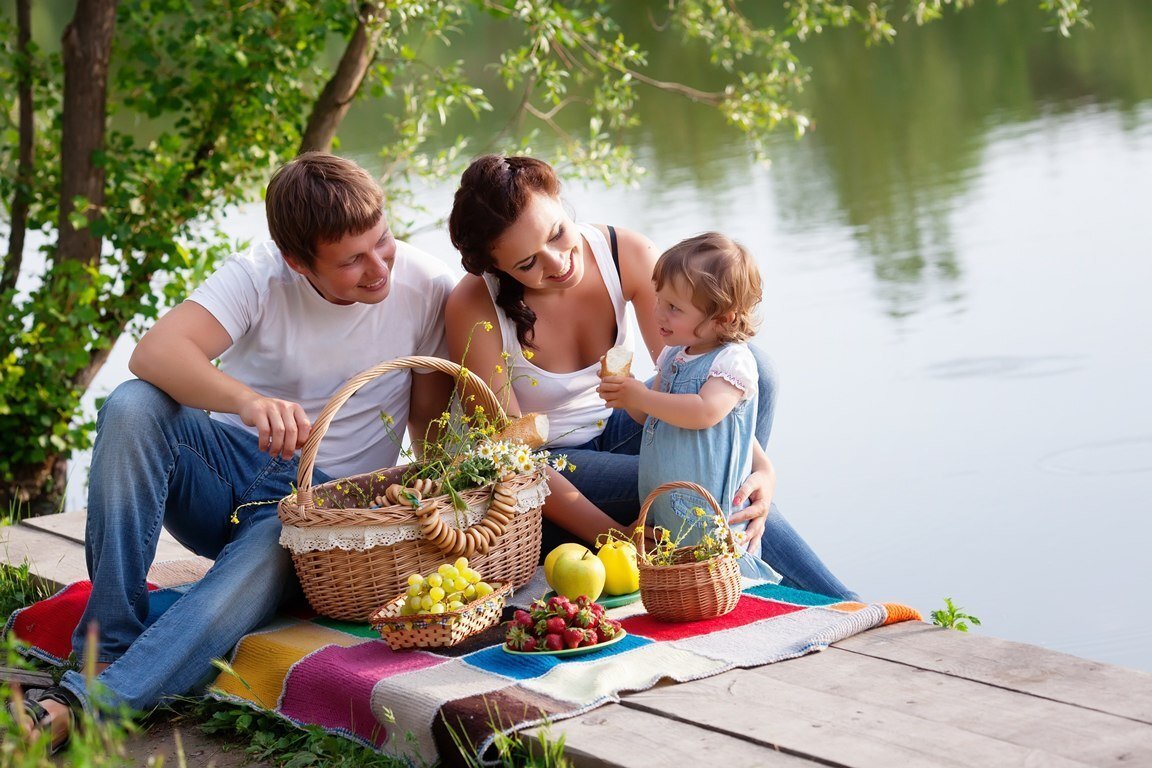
left=53, top=3, right=1152, bottom=671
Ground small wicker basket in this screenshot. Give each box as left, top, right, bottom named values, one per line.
left=636, top=481, right=742, bottom=622
left=278, top=357, right=545, bottom=621
left=370, top=582, right=512, bottom=650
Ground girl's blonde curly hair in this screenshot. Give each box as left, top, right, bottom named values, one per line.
left=652, top=232, right=762, bottom=343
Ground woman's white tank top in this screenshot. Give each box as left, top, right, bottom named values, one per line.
left=481, top=223, right=631, bottom=447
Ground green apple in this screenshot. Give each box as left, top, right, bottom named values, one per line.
left=544, top=543, right=591, bottom=584
left=550, top=550, right=606, bottom=602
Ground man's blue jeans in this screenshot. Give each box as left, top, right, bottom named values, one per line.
left=60, top=380, right=325, bottom=713
left=557, top=347, right=858, bottom=600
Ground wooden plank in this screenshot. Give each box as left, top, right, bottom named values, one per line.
left=750, top=647, right=1152, bottom=765
left=0, top=666, right=55, bottom=689
left=22, top=510, right=197, bottom=564
left=147, top=558, right=213, bottom=587
left=620, top=660, right=1093, bottom=768
left=0, top=524, right=89, bottom=588
left=525, top=704, right=816, bottom=767
left=834, top=621, right=1152, bottom=724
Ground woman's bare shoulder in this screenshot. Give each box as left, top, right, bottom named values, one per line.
left=587, top=223, right=657, bottom=257
left=446, top=274, right=496, bottom=325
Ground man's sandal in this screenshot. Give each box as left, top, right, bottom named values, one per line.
left=17, top=686, right=81, bottom=755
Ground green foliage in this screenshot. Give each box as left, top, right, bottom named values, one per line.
left=0, top=0, right=1089, bottom=511
left=193, top=696, right=411, bottom=768
left=0, top=631, right=139, bottom=767
left=931, top=596, right=982, bottom=632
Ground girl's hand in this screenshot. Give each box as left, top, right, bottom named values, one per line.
left=597, top=375, right=647, bottom=410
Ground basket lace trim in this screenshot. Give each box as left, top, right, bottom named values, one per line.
left=278, top=479, right=550, bottom=553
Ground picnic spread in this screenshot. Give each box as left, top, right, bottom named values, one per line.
left=5, top=360, right=921, bottom=763
left=5, top=568, right=920, bottom=765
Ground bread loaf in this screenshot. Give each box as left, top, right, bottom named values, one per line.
left=494, top=412, right=550, bottom=449
left=600, top=345, right=633, bottom=378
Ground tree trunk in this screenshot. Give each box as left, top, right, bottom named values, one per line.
left=11, top=0, right=121, bottom=516
left=299, top=3, right=386, bottom=153
left=1, top=0, right=34, bottom=295
left=56, top=0, right=117, bottom=270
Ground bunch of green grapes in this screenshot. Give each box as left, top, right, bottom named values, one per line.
left=399, top=557, right=496, bottom=615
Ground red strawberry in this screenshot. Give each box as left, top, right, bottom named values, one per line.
left=547, top=595, right=570, bottom=613
left=564, top=602, right=580, bottom=621
left=543, top=633, right=564, bottom=651
left=573, top=607, right=596, bottom=629
left=529, top=598, right=551, bottom=623
left=545, top=616, right=568, bottom=635
left=505, top=625, right=529, bottom=650
left=513, top=609, right=534, bottom=628
left=597, top=618, right=619, bottom=640
left=563, top=627, right=585, bottom=649
left=521, top=636, right=538, bottom=652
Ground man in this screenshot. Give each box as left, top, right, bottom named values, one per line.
left=23, top=152, right=454, bottom=751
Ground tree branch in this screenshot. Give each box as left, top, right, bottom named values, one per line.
left=571, top=31, right=722, bottom=105
left=2, top=0, right=35, bottom=295
left=299, top=2, right=386, bottom=153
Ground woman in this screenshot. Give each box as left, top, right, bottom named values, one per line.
left=445, top=154, right=855, bottom=598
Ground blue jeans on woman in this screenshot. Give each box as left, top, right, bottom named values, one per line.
left=557, top=347, right=858, bottom=600
left=60, top=379, right=327, bottom=713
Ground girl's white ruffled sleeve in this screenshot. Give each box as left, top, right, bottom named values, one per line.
left=708, top=344, right=757, bottom=401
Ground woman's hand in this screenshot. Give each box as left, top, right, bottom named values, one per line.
left=728, top=468, right=775, bottom=555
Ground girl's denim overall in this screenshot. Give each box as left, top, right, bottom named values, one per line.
left=638, top=345, right=782, bottom=582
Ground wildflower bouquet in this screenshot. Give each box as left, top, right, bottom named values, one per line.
left=391, top=403, right=571, bottom=514
left=640, top=505, right=741, bottom=568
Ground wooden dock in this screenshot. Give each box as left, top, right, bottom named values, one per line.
left=3, top=513, right=1150, bottom=767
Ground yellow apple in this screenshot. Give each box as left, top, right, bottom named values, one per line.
left=550, top=550, right=606, bottom=602
left=544, top=543, right=591, bottom=584
left=597, top=539, right=640, bottom=595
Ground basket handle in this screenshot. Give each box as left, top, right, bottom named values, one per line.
left=295, top=356, right=507, bottom=507
left=635, top=480, right=741, bottom=561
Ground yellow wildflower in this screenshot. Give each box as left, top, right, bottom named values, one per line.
left=483, top=321, right=493, bottom=331
left=523, top=350, right=535, bottom=360
left=495, top=365, right=503, bottom=374
left=500, top=351, right=511, bottom=361
left=530, top=378, right=538, bottom=387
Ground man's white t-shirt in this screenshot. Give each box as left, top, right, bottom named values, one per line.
left=189, top=240, right=456, bottom=478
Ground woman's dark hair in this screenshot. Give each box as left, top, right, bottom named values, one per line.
left=448, top=154, right=561, bottom=349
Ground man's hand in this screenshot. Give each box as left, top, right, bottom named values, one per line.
left=238, top=396, right=311, bottom=460
left=729, top=468, right=775, bottom=555
left=597, top=374, right=647, bottom=411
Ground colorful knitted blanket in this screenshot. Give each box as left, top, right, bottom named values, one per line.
left=6, top=570, right=919, bottom=765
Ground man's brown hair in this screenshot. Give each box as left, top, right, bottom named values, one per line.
left=265, top=151, right=384, bottom=269
left=653, top=232, right=762, bottom=343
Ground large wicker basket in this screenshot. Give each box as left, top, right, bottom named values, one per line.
left=278, top=356, right=545, bottom=621
left=636, top=481, right=742, bottom=622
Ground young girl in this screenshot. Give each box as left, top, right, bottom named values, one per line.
left=598, top=232, right=782, bottom=581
